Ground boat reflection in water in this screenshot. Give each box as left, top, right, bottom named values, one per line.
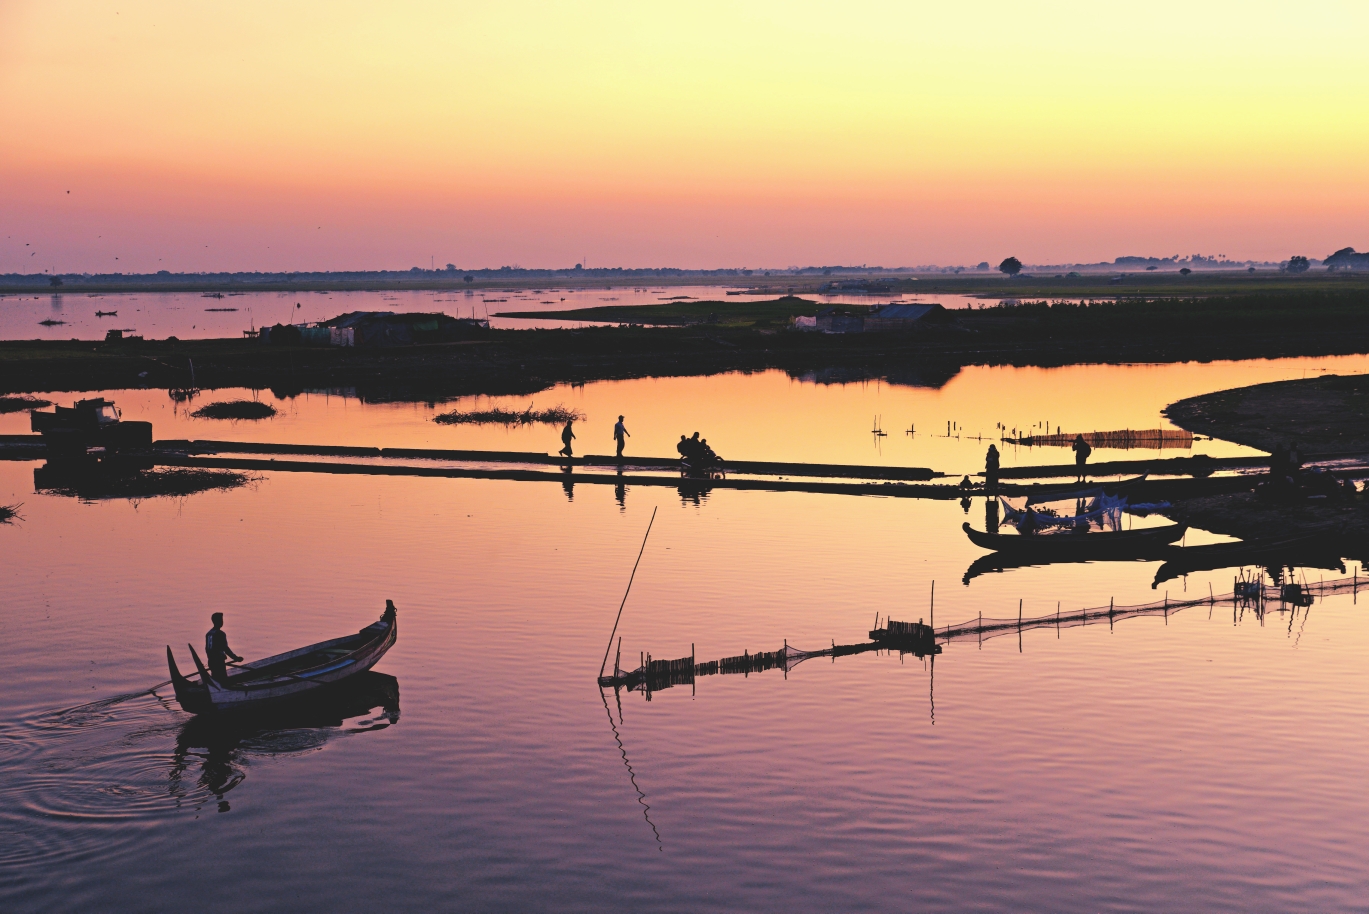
left=166, top=671, right=400, bottom=811
left=1150, top=536, right=1346, bottom=588
left=962, top=550, right=1162, bottom=585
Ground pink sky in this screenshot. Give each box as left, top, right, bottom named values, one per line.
left=3, top=2, right=1367, bottom=273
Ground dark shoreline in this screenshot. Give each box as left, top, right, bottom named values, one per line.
left=5, top=320, right=1369, bottom=399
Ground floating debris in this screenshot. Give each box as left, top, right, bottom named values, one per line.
left=433, top=403, right=585, bottom=427
left=191, top=400, right=278, bottom=420
left=0, top=503, right=21, bottom=524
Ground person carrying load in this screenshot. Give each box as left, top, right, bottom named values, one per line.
left=1072, top=434, right=1092, bottom=482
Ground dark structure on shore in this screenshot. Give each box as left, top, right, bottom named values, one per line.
left=808, top=302, right=950, bottom=333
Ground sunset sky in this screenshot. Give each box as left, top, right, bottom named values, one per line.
left=2, top=1, right=1367, bottom=273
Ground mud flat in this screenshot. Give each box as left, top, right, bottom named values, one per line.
left=1164, top=374, right=1369, bottom=548
left=1165, top=374, right=1369, bottom=455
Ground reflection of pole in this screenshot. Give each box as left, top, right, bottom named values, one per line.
left=598, top=686, right=662, bottom=850
left=600, top=507, right=658, bottom=678
left=928, top=651, right=935, bottom=726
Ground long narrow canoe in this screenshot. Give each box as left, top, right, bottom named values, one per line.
left=166, top=601, right=397, bottom=714
left=962, top=521, right=1186, bottom=555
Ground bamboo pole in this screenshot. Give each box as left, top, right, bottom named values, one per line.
left=599, top=507, right=658, bottom=678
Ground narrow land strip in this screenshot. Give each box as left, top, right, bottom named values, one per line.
left=6, top=291, right=1369, bottom=396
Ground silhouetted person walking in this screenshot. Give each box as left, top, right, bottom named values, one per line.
left=614, top=415, right=629, bottom=459
left=205, top=612, right=242, bottom=685
left=985, top=444, right=1000, bottom=491
left=558, top=420, right=575, bottom=458
left=1072, top=434, right=1092, bottom=482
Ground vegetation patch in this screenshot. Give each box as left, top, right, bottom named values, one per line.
left=434, top=402, right=585, bottom=427
left=0, top=503, right=21, bottom=524
left=495, top=295, right=832, bottom=328
left=191, top=400, right=278, bottom=420
left=0, top=396, right=51, bottom=414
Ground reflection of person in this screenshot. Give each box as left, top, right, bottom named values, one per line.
left=613, top=415, right=630, bottom=459
left=559, top=421, right=575, bottom=458
left=1072, top=434, right=1092, bottom=482
left=205, top=612, right=242, bottom=684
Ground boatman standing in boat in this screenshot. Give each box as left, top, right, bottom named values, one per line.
left=205, top=612, right=243, bottom=684
left=614, top=415, right=630, bottom=459
left=985, top=444, right=1000, bottom=492
left=1072, top=434, right=1092, bottom=482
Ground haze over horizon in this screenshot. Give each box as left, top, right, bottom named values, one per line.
left=3, top=1, right=1367, bottom=274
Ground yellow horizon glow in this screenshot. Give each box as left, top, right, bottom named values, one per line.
left=2, top=1, right=1367, bottom=271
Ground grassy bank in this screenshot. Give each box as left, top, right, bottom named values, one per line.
left=496, top=294, right=829, bottom=327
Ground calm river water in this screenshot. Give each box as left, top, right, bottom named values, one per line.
left=3, top=357, right=1368, bottom=912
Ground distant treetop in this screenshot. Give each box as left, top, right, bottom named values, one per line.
left=1324, top=247, right=1369, bottom=271
left=998, top=257, right=1022, bottom=276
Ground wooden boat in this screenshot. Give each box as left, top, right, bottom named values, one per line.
left=166, top=601, right=397, bottom=714
left=962, top=521, right=1186, bottom=555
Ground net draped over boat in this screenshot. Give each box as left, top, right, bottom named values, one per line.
left=999, top=494, right=1126, bottom=531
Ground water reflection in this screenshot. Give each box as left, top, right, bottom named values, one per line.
left=167, top=672, right=400, bottom=812
left=33, top=455, right=253, bottom=501
left=0, top=673, right=399, bottom=872
left=599, top=688, right=661, bottom=850
left=1151, top=540, right=1347, bottom=588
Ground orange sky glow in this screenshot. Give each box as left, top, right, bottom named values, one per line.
left=2, top=1, right=1367, bottom=272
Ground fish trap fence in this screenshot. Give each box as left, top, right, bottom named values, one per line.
left=607, top=575, right=1365, bottom=693
left=1008, top=429, right=1194, bottom=450
left=938, top=573, right=1364, bottom=645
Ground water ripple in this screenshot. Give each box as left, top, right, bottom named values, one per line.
left=0, top=674, right=400, bottom=870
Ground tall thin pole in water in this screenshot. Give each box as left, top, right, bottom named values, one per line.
left=600, top=507, right=658, bottom=678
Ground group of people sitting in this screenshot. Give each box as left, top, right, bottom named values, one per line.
left=677, top=432, right=722, bottom=468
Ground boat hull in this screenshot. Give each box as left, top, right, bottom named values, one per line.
left=962, top=521, right=1186, bottom=555
left=167, top=603, right=397, bottom=715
